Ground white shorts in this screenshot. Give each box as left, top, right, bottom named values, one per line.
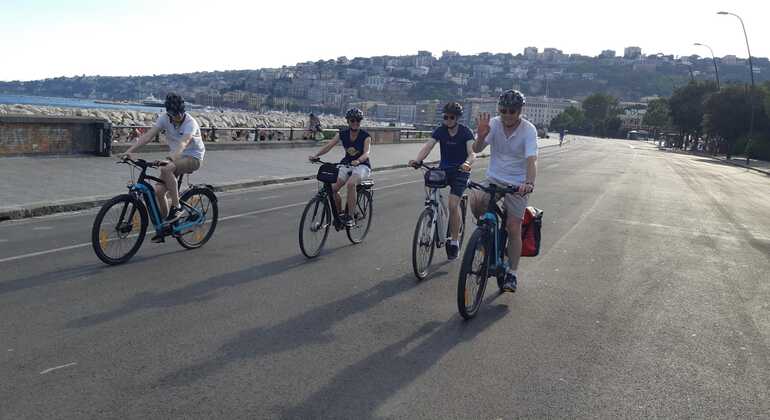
left=337, top=165, right=371, bottom=183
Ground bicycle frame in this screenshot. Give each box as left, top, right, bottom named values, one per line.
left=475, top=186, right=512, bottom=276
left=424, top=186, right=449, bottom=247
left=124, top=160, right=205, bottom=237
left=316, top=182, right=345, bottom=229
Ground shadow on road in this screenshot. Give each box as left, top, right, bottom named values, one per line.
left=280, top=304, right=509, bottom=419
left=0, top=249, right=183, bottom=296
left=66, top=253, right=312, bottom=328
left=154, top=269, right=451, bottom=388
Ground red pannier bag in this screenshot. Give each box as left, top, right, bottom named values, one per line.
left=521, top=206, right=543, bottom=257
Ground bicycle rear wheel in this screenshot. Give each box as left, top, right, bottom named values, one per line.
left=346, top=189, right=373, bottom=244
left=299, top=196, right=331, bottom=258
left=412, top=207, right=436, bottom=280
left=92, top=194, right=148, bottom=265
left=457, top=229, right=489, bottom=320
left=176, top=187, right=219, bottom=249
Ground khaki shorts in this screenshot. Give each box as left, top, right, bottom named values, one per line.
left=173, top=156, right=201, bottom=176
left=470, top=180, right=529, bottom=220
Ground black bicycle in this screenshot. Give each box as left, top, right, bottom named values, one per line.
left=298, top=158, right=374, bottom=258
left=91, top=157, right=218, bottom=265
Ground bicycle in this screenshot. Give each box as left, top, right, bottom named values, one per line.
left=91, top=157, right=219, bottom=265
left=410, top=162, right=468, bottom=280
left=457, top=181, right=521, bottom=320
left=298, top=158, right=374, bottom=258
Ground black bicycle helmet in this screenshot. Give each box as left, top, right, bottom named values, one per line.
left=442, top=102, right=463, bottom=116
left=164, top=93, right=186, bottom=116
left=345, top=107, right=364, bottom=121
left=498, top=89, right=525, bottom=110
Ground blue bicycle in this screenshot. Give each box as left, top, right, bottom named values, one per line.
left=457, top=181, right=520, bottom=319
left=91, top=157, right=218, bottom=265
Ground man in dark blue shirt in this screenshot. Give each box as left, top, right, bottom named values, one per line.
left=409, top=102, right=476, bottom=260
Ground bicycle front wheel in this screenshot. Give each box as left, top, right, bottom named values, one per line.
left=299, top=196, right=331, bottom=258
left=412, top=207, right=436, bottom=280
left=92, top=194, right=148, bottom=265
left=457, top=229, right=489, bottom=320
left=176, top=187, right=219, bottom=249
left=346, top=189, right=373, bottom=244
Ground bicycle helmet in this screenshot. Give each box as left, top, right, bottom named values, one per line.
left=442, top=102, right=463, bottom=116
left=498, top=89, right=525, bottom=110
left=164, top=93, right=186, bottom=116
left=345, top=108, right=364, bottom=121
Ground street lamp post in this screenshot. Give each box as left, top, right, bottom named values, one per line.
left=718, top=11, right=755, bottom=164
left=693, top=42, right=720, bottom=89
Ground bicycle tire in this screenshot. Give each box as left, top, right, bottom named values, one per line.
left=91, top=194, right=148, bottom=265
left=412, top=207, right=436, bottom=280
left=299, top=196, right=331, bottom=258
left=346, top=189, right=373, bottom=244
left=176, top=187, right=219, bottom=249
left=457, top=229, right=490, bottom=320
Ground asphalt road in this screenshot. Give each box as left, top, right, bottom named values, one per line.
left=1, top=137, right=769, bottom=419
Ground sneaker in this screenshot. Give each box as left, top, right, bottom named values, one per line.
left=151, top=233, right=165, bottom=243
left=446, top=242, right=459, bottom=260
left=502, top=272, right=517, bottom=293
left=165, top=206, right=183, bottom=224
left=341, top=214, right=355, bottom=227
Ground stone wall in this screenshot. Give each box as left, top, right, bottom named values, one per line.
left=0, top=115, right=111, bottom=156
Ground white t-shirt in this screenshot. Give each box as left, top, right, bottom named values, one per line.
left=154, top=112, right=206, bottom=160
left=484, top=116, right=538, bottom=185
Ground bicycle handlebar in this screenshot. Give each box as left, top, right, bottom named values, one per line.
left=410, top=161, right=467, bottom=172
left=118, top=157, right=167, bottom=169
left=467, top=180, right=520, bottom=195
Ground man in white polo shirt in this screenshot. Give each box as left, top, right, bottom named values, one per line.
left=123, top=93, right=206, bottom=241
left=470, top=89, right=537, bottom=292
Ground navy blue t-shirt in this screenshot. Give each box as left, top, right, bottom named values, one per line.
left=432, top=124, right=474, bottom=169
left=340, top=128, right=371, bottom=168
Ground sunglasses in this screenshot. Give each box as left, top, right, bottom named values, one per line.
left=443, top=115, right=457, bottom=121
left=499, top=108, right=520, bottom=115
left=347, top=118, right=362, bottom=123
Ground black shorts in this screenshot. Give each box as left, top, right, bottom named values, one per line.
left=445, top=169, right=470, bottom=197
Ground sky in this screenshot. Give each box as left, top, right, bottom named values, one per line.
left=1, top=0, right=768, bottom=81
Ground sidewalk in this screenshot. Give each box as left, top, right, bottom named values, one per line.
left=0, top=138, right=562, bottom=220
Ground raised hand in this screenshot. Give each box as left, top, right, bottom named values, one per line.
left=476, top=112, right=491, bottom=138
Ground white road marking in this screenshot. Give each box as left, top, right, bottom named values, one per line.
left=0, top=178, right=430, bottom=264
left=39, top=362, right=77, bottom=375
left=0, top=243, right=93, bottom=264
left=32, top=227, right=53, bottom=231
left=257, top=195, right=281, bottom=200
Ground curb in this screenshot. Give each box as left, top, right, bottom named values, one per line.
left=661, top=148, right=770, bottom=176
left=0, top=155, right=490, bottom=222
left=707, top=155, right=770, bottom=176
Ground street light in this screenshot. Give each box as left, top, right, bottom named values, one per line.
left=718, top=11, right=755, bottom=164
left=693, top=42, right=720, bottom=89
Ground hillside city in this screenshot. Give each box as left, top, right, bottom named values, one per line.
left=1, top=46, right=767, bottom=130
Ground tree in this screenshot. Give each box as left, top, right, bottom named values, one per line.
left=667, top=81, right=716, bottom=141
left=703, top=86, right=755, bottom=158
left=642, top=98, right=672, bottom=128
left=582, top=93, right=620, bottom=137
left=551, top=106, right=590, bottom=134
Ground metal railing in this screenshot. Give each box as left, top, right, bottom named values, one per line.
left=111, top=125, right=340, bottom=144
left=111, top=125, right=434, bottom=144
